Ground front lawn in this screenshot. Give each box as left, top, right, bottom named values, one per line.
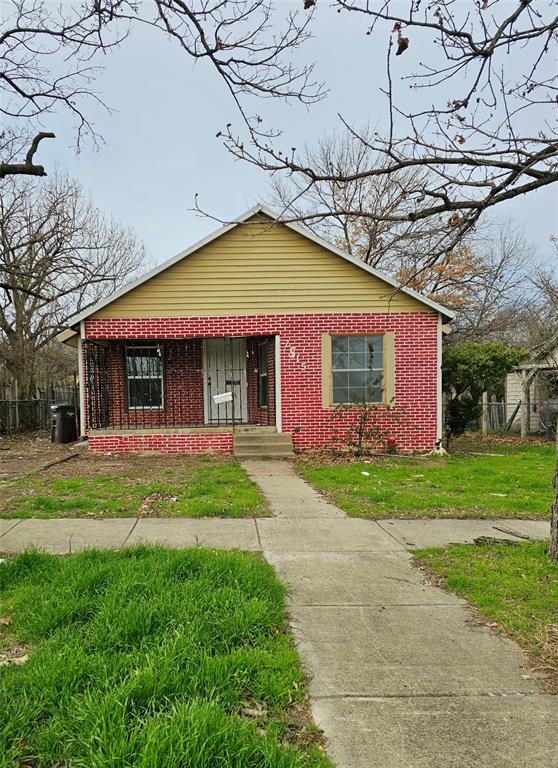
left=0, top=546, right=330, bottom=767
left=415, top=541, right=558, bottom=687
left=298, top=443, right=554, bottom=519
left=0, top=454, right=267, bottom=519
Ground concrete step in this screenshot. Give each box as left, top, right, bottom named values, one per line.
left=234, top=431, right=293, bottom=459
left=235, top=449, right=294, bottom=459
left=234, top=434, right=293, bottom=447
left=234, top=426, right=277, bottom=434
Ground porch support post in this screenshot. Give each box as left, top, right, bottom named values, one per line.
left=78, top=320, right=86, bottom=438
left=274, top=335, right=282, bottom=433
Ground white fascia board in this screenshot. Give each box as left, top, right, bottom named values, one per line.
left=64, top=203, right=454, bottom=327
left=56, top=327, right=79, bottom=345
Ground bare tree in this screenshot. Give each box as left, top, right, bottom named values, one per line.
left=0, top=174, right=145, bottom=397
left=0, top=0, right=321, bottom=178
left=533, top=238, right=558, bottom=311
left=267, top=132, right=533, bottom=331
left=221, top=1, right=557, bottom=262
left=443, top=221, right=537, bottom=341
left=267, top=131, right=444, bottom=267
left=3, top=1, right=556, bottom=235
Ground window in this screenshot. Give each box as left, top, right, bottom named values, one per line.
left=126, top=345, right=164, bottom=409
left=258, top=341, right=269, bottom=408
left=331, top=335, right=384, bottom=404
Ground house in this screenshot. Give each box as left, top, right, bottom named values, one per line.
left=58, top=206, right=453, bottom=455
left=505, top=335, right=558, bottom=436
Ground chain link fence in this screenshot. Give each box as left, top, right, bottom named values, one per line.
left=478, top=400, right=557, bottom=438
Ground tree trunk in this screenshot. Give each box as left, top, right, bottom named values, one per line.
left=549, top=428, right=558, bottom=560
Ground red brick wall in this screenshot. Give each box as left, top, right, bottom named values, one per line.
left=85, top=312, right=439, bottom=453
left=88, top=431, right=233, bottom=454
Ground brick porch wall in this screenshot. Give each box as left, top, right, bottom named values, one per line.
left=87, top=431, right=233, bottom=454
left=85, top=312, right=439, bottom=453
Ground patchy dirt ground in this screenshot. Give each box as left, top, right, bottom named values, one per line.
left=0, top=431, right=78, bottom=481
left=0, top=438, right=264, bottom=519
left=1, top=443, right=233, bottom=483
left=0, top=431, right=237, bottom=484
left=453, top=431, right=552, bottom=452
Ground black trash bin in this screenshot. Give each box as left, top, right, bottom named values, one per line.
left=51, top=403, right=77, bottom=443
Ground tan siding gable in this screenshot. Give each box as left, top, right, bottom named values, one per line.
left=93, top=217, right=431, bottom=318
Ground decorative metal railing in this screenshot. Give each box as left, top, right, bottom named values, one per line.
left=83, top=339, right=274, bottom=431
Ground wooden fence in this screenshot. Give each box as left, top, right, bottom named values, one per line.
left=0, top=384, right=79, bottom=434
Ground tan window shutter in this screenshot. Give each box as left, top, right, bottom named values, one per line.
left=321, top=333, right=332, bottom=408
left=384, top=331, right=396, bottom=404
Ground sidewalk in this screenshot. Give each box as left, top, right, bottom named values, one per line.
left=0, top=515, right=550, bottom=555
left=0, top=463, right=556, bottom=768
left=243, top=460, right=556, bottom=768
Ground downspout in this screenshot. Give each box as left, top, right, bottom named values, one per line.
left=436, top=315, right=443, bottom=448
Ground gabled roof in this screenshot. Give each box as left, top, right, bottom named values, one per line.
left=64, top=204, right=454, bottom=327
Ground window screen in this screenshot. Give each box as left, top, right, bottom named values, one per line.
left=126, top=345, right=164, bottom=408
left=331, top=335, right=384, bottom=404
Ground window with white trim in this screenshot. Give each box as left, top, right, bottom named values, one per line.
left=331, top=335, right=384, bottom=404
left=125, top=345, right=164, bottom=408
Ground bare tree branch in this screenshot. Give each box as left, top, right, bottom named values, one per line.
left=0, top=130, right=54, bottom=178
left=216, top=0, right=557, bottom=261
left=0, top=0, right=323, bottom=173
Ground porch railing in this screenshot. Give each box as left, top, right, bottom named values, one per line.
left=85, top=357, right=273, bottom=430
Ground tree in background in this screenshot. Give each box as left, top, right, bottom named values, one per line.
left=442, top=342, right=527, bottom=441
left=0, top=174, right=145, bottom=397
left=268, top=131, right=535, bottom=340
left=3, top=1, right=556, bottom=244
left=268, top=131, right=443, bottom=269
left=224, top=1, right=557, bottom=263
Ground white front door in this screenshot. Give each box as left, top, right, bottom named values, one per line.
left=203, top=338, right=248, bottom=424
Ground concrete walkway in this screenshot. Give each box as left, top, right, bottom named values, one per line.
left=0, top=462, right=556, bottom=767
left=243, top=461, right=557, bottom=768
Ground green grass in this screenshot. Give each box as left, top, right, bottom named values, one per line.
left=414, top=541, right=558, bottom=678
left=0, top=546, right=331, bottom=768
left=297, top=443, right=555, bottom=519
left=0, top=461, right=267, bottom=519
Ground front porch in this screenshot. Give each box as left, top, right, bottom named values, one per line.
left=84, top=336, right=278, bottom=434
left=85, top=424, right=294, bottom=457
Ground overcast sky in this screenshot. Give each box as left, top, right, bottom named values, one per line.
left=39, top=2, right=558, bottom=268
